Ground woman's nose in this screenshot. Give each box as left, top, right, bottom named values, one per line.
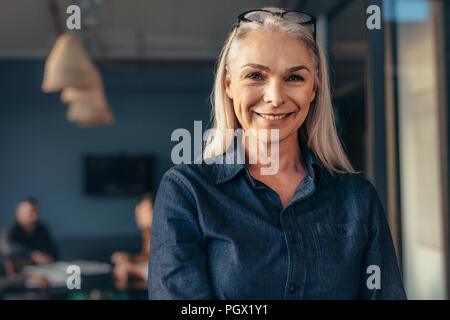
left=263, top=80, right=285, bottom=107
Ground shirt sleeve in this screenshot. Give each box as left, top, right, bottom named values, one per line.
left=0, top=274, right=27, bottom=291
left=148, top=169, right=215, bottom=300
left=38, top=224, right=59, bottom=261
left=0, top=226, right=32, bottom=259
left=358, top=186, right=407, bottom=299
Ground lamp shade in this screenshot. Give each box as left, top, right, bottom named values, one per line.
left=42, top=33, right=101, bottom=92
left=61, top=86, right=108, bottom=107
left=66, top=102, right=114, bottom=127
left=62, top=86, right=113, bottom=127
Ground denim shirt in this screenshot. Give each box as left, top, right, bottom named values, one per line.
left=149, top=142, right=407, bottom=300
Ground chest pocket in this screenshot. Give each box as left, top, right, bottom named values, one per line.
left=310, top=221, right=368, bottom=292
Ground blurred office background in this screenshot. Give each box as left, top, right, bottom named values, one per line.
left=0, top=0, right=448, bottom=299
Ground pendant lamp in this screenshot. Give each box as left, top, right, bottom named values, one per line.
left=42, top=33, right=102, bottom=92
left=62, top=86, right=114, bottom=127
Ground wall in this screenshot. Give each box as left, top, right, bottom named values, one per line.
left=0, top=60, right=213, bottom=258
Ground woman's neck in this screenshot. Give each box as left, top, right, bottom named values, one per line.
left=245, top=131, right=305, bottom=176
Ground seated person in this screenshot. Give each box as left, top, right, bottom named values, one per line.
left=111, top=192, right=154, bottom=288
left=0, top=274, right=51, bottom=292
left=0, top=198, right=59, bottom=274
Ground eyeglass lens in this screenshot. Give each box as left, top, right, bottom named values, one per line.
left=242, top=10, right=315, bottom=35
left=282, top=12, right=313, bottom=24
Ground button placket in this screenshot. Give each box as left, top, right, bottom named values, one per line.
left=285, top=207, right=308, bottom=299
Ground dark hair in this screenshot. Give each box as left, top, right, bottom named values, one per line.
left=20, top=197, right=39, bottom=207
left=141, top=191, right=155, bottom=205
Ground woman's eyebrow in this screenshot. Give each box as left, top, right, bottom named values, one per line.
left=241, top=63, right=310, bottom=74
left=241, top=63, right=270, bottom=71
left=287, top=65, right=310, bottom=73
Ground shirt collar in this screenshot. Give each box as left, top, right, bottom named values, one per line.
left=214, top=139, right=323, bottom=185
left=215, top=140, right=246, bottom=184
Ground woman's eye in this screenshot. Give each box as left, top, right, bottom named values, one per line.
left=247, top=72, right=264, bottom=81
left=286, top=74, right=304, bottom=82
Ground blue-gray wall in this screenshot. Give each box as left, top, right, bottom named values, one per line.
left=0, top=60, right=213, bottom=245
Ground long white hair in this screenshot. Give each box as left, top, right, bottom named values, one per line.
left=204, top=7, right=355, bottom=174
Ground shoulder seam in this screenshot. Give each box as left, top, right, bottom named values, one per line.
left=164, top=168, right=197, bottom=205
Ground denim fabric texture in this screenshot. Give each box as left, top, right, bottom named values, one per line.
left=148, top=141, right=407, bottom=300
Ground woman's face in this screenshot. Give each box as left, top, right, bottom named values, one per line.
left=225, top=28, right=316, bottom=144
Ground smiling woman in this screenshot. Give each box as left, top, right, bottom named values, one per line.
left=148, top=7, right=407, bottom=300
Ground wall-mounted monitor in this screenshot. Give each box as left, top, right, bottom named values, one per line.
left=84, top=154, right=156, bottom=196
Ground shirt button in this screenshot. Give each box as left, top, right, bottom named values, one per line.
left=289, top=285, right=296, bottom=293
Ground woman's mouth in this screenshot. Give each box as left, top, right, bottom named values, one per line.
left=254, top=112, right=294, bottom=121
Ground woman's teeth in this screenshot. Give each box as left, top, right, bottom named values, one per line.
left=258, top=113, right=290, bottom=120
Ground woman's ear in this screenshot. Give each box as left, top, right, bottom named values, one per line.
left=224, top=67, right=233, bottom=99
left=310, top=72, right=319, bottom=103
left=310, top=83, right=317, bottom=103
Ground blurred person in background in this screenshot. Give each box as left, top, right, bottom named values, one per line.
left=0, top=198, right=59, bottom=275
left=0, top=273, right=51, bottom=293
left=111, top=192, right=155, bottom=289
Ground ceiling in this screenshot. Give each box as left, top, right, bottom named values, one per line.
left=0, top=0, right=361, bottom=60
